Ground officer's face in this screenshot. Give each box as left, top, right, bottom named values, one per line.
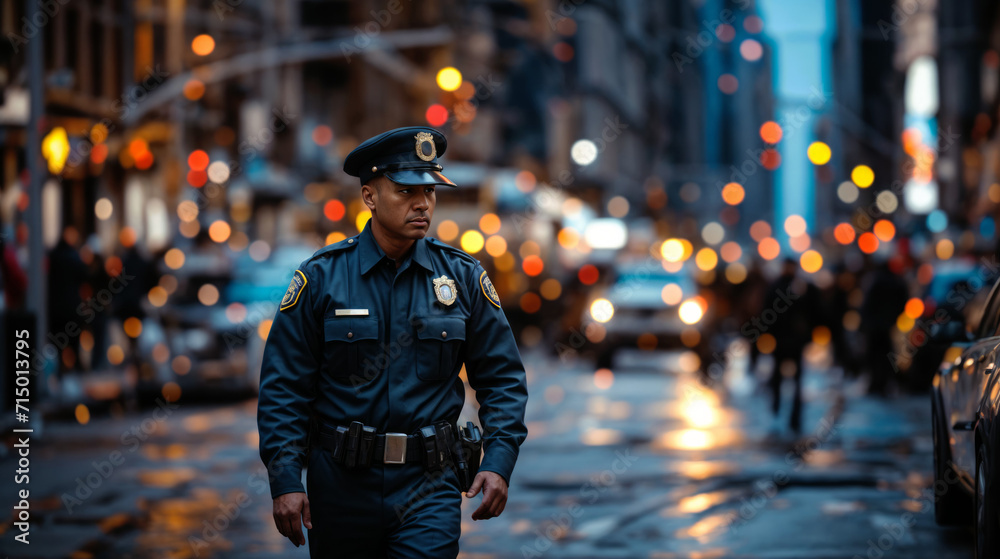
left=363, top=177, right=436, bottom=240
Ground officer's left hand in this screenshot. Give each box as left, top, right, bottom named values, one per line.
left=466, top=471, right=508, bottom=520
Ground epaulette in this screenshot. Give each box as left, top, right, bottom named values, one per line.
left=305, top=235, right=360, bottom=264
left=426, top=236, right=480, bottom=266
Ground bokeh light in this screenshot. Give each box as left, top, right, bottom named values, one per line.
left=858, top=232, right=879, bottom=254
left=590, top=299, right=614, bottom=323
left=460, top=230, right=484, bottom=254
left=758, top=237, right=780, bottom=260
left=807, top=142, right=832, bottom=165
left=192, top=34, right=215, bottom=55
left=800, top=250, right=823, bottom=273
left=437, top=220, right=459, bottom=241
left=851, top=165, right=875, bottom=188
left=479, top=213, right=501, bottom=235
left=834, top=223, right=856, bottom=245
left=522, top=255, right=544, bottom=276
left=873, top=219, right=895, bottom=242
left=722, top=182, right=745, bottom=205
left=436, top=67, right=462, bottom=91
left=759, top=121, right=782, bottom=143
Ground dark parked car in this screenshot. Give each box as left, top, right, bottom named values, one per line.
left=931, top=274, right=1000, bottom=558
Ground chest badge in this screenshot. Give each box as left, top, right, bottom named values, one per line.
left=433, top=275, right=458, bottom=306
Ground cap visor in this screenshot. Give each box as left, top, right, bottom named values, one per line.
left=385, top=170, right=457, bottom=187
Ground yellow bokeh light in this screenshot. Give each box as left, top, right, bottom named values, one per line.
left=355, top=210, right=371, bottom=232
left=896, top=313, right=915, bottom=333
left=725, top=263, right=747, bottom=284
left=851, top=165, right=875, bottom=188
left=325, top=232, right=346, bottom=245
left=558, top=228, right=580, bottom=250
left=800, top=250, right=823, bottom=273
left=807, top=141, right=831, bottom=165
left=460, top=230, right=485, bottom=254
left=42, top=126, right=70, bottom=174
left=695, top=248, right=718, bottom=271
left=437, top=220, right=459, bottom=241
left=436, top=67, right=463, bottom=91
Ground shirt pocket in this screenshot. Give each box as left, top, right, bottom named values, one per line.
left=323, top=316, right=380, bottom=383
left=413, top=316, right=466, bottom=381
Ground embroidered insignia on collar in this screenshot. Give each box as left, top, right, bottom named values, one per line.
left=433, top=275, right=458, bottom=306
left=479, top=270, right=501, bottom=309
left=280, top=270, right=307, bottom=311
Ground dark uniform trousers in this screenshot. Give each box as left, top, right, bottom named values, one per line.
left=306, top=447, right=462, bottom=558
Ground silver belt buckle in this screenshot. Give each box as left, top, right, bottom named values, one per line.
left=383, top=433, right=407, bottom=464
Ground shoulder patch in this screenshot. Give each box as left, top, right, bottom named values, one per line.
left=479, top=270, right=501, bottom=309
left=280, top=270, right=308, bottom=311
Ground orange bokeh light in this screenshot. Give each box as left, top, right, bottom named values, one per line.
left=522, top=255, right=544, bottom=277
left=759, top=121, right=783, bottom=144
left=834, top=223, right=856, bottom=245
left=904, top=297, right=925, bottom=319
left=858, top=232, right=879, bottom=254
left=188, top=150, right=209, bottom=171
left=187, top=170, right=208, bottom=187
left=192, top=34, right=215, bottom=56
left=722, top=182, right=745, bottom=205
left=323, top=199, right=345, bottom=221
left=760, top=149, right=781, bottom=170
left=873, top=220, right=895, bottom=242
left=758, top=237, right=780, bottom=260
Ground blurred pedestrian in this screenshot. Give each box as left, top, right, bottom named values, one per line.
left=48, top=227, right=88, bottom=378
left=761, top=258, right=821, bottom=434
left=860, top=260, right=908, bottom=397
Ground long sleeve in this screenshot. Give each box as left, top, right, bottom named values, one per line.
left=257, top=265, right=322, bottom=499
left=462, top=264, right=529, bottom=485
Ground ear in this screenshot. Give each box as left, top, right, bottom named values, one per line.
left=361, top=183, right=377, bottom=213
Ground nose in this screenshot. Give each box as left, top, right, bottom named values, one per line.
left=413, top=192, right=430, bottom=211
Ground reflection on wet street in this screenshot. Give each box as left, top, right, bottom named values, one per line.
left=0, top=348, right=975, bottom=558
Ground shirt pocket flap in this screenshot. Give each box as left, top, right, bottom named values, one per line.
left=415, top=316, right=466, bottom=342
left=324, top=316, right=379, bottom=342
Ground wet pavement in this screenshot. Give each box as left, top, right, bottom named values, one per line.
left=0, top=346, right=976, bottom=558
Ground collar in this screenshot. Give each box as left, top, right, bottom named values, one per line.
left=358, top=221, right=433, bottom=275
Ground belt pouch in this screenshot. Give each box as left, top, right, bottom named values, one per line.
left=419, top=426, right=440, bottom=471
left=358, top=426, right=376, bottom=467
left=331, top=426, right=349, bottom=462
left=344, top=421, right=363, bottom=468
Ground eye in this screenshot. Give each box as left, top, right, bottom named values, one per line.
left=425, top=187, right=435, bottom=194
left=399, top=188, right=412, bottom=194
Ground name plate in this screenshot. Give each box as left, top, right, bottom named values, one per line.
left=334, top=309, right=370, bottom=316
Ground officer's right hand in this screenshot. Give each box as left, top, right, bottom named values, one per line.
left=273, top=491, right=312, bottom=547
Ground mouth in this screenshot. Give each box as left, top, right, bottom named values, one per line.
left=409, top=217, right=429, bottom=225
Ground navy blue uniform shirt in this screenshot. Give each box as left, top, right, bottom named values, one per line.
left=257, top=221, right=529, bottom=499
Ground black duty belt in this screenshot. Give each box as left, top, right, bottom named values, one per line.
left=313, top=420, right=456, bottom=470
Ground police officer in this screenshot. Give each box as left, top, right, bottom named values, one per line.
left=257, top=126, right=529, bottom=558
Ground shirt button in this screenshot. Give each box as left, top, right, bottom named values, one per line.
left=348, top=239, right=354, bottom=244
left=441, top=331, right=447, bottom=338
left=347, top=332, right=353, bottom=339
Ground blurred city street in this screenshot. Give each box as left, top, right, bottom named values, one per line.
left=0, top=347, right=976, bottom=558
left=4, top=0, right=1000, bottom=556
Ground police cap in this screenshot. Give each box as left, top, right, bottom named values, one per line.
left=343, top=126, right=457, bottom=188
